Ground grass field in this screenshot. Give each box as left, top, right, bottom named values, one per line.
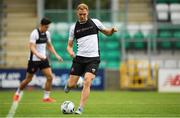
left=0, top=89, right=180, bottom=117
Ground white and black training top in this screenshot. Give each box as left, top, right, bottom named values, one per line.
left=69, top=18, right=106, bottom=57
left=28, top=28, right=51, bottom=61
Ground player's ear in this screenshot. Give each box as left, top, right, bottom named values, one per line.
left=87, top=10, right=89, bottom=16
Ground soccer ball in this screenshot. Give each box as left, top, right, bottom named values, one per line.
left=77, top=77, right=84, bottom=88
left=61, top=101, right=75, bottom=114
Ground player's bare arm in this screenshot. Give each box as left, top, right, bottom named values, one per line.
left=29, top=42, right=46, bottom=60
left=47, top=42, right=63, bottom=62
left=101, top=27, right=118, bottom=36
left=67, top=39, right=75, bottom=58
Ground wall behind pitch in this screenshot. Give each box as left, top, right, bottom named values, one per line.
left=0, top=69, right=104, bottom=90
left=105, top=69, right=120, bottom=90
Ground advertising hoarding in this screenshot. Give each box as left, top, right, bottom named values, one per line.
left=158, top=69, right=180, bottom=92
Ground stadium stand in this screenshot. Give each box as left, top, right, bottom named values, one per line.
left=1, top=0, right=180, bottom=91
left=120, top=59, right=158, bottom=90
left=1, top=0, right=180, bottom=73
left=0, top=0, right=5, bottom=67
left=2, top=0, right=37, bottom=68
left=153, top=0, right=180, bottom=54
left=169, top=3, right=180, bottom=24
left=46, top=0, right=154, bottom=69
left=156, top=3, right=169, bottom=21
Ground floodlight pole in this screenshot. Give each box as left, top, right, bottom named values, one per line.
left=68, top=0, right=72, bottom=23
left=37, top=0, right=44, bottom=22
left=111, top=0, right=119, bottom=23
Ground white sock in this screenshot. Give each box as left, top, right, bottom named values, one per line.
left=43, top=91, right=50, bottom=99
left=15, top=88, right=21, bottom=95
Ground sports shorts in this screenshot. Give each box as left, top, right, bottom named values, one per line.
left=70, top=56, right=100, bottom=76
left=27, top=59, right=50, bottom=74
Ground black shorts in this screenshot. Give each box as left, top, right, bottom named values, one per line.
left=70, top=56, right=100, bottom=76
left=27, top=59, right=50, bottom=74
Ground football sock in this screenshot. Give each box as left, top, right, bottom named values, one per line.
left=43, top=91, right=50, bottom=99
left=15, top=88, right=21, bottom=95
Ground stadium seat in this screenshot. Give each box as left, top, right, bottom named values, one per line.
left=105, top=51, right=120, bottom=61
left=51, top=61, right=62, bottom=68
left=156, top=0, right=180, bottom=3
left=60, top=33, right=69, bottom=41
left=156, top=3, right=169, bottom=21
left=50, top=54, right=57, bottom=61
left=51, top=61, right=72, bottom=69
left=99, top=33, right=107, bottom=40
left=156, top=0, right=169, bottom=3
left=56, top=22, right=69, bottom=34
left=174, top=31, right=180, bottom=38
left=158, top=30, right=172, bottom=49
left=127, top=24, right=140, bottom=37
left=100, top=51, right=106, bottom=60
left=52, top=41, right=67, bottom=51
left=99, top=61, right=106, bottom=68
left=170, top=0, right=180, bottom=3
left=107, top=33, right=121, bottom=41
left=123, top=31, right=131, bottom=39
left=115, top=33, right=122, bottom=41
left=52, top=33, right=68, bottom=41
left=123, top=31, right=131, bottom=49
left=106, top=61, right=119, bottom=69
left=51, top=33, right=61, bottom=42
left=169, top=4, right=180, bottom=24
left=173, top=31, right=180, bottom=49
left=169, top=4, right=180, bottom=12
left=140, top=24, right=153, bottom=38
left=133, top=32, right=145, bottom=49
left=171, top=12, right=180, bottom=24
left=73, top=44, right=78, bottom=53
left=61, top=52, right=71, bottom=60
left=105, top=40, right=119, bottom=50
left=49, top=23, right=57, bottom=33
left=99, top=41, right=105, bottom=49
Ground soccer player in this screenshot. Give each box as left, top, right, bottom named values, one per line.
left=64, top=3, right=117, bottom=114
left=13, top=18, right=63, bottom=102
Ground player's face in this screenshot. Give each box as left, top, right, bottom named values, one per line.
left=77, top=9, right=88, bottom=23
left=41, top=25, right=49, bottom=32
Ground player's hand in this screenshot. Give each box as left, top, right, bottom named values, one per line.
left=56, top=55, right=63, bottom=62
left=69, top=52, right=76, bottom=58
left=112, top=27, right=118, bottom=32
left=38, top=53, right=46, bottom=60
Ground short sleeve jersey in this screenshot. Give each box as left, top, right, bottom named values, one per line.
left=69, top=18, right=106, bottom=57
left=29, top=29, right=51, bottom=61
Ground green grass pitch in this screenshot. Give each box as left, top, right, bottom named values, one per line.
left=0, top=89, right=180, bottom=117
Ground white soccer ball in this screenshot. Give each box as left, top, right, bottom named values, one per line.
left=77, top=77, right=84, bottom=88
left=61, top=101, right=75, bottom=114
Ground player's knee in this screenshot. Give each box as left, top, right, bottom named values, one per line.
left=46, top=74, right=53, bottom=81
left=83, top=79, right=92, bottom=88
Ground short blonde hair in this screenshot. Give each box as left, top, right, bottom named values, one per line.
left=76, top=3, right=89, bottom=11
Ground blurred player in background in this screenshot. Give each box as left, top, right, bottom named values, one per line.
left=13, top=18, right=63, bottom=102
left=64, top=3, right=117, bottom=114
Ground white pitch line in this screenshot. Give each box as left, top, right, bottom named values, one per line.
left=6, top=92, right=23, bottom=118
